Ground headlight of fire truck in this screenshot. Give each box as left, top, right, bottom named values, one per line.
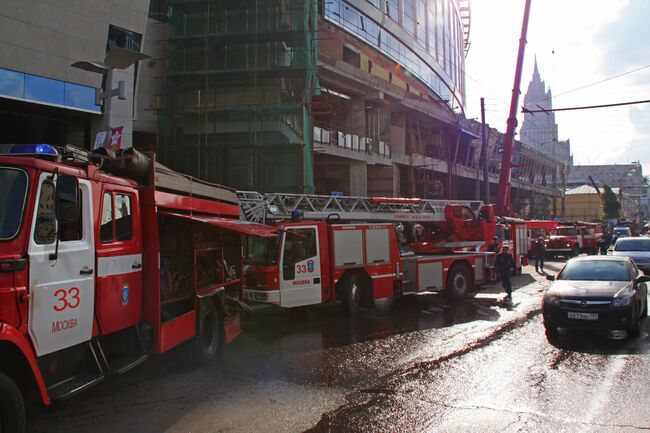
left=566, top=243, right=571, bottom=247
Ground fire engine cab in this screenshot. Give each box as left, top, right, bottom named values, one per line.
left=0, top=144, right=275, bottom=432
left=545, top=222, right=602, bottom=258
left=239, top=192, right=497, bottom=314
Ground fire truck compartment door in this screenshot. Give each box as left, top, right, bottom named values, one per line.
left=333, top=228, right=364, bottom=266
left=417, top=262, right=443, bottom=291
left=279, top=226, right=322, bottom=307
left=28, top=176, right=95, bottom=356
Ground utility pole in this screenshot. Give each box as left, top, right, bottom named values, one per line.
left=481, top=97, right=489, bottom=203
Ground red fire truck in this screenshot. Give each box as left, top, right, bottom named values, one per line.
left=525, top=220, right=559, bottom=257
left=495, top=217, right=529, bottom=275
left=544, top=222, right=602, bottom=259
left=238, top=192, right=497, bottom=314
left=0, top=144, right=276, bottom=431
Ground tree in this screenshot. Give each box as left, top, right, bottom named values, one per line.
left=601, top=184, right=621, bottom=220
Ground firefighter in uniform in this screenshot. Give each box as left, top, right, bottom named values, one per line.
left=496, top=244, right=516, bottom=302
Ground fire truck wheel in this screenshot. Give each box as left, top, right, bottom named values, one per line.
left=341, top=273, right=362, bottom=316
left=0, top=371, right=25, bottom=433
left=195, top=300, right=221, bottom=361
left=445, top=264, right=473, bottom=300
left=570, top=246, right=579, bottom=258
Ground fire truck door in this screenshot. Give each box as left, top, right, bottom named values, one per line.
left=95, top=191, right=143, bottom=335
left=279, top=226, right=322, bottom=307
left=28, top=175, right=95, bottom=356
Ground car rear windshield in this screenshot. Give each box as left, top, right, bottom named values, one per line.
left=614, top=239, right=650, bottom=252
left=558, top=260, right=631, bottom=282
left=0, top=167, right=29, bottom=240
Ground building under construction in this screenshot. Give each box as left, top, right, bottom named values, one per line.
left=140, top=0, right=569, bottom=217
left=156, top=0, right=318, bottom=192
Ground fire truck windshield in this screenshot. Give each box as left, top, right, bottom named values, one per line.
left=0, top=167, right=28, bottom=240
left=244, top=234, right=279, bottom=265
left=555, top=227, right=578, bottom=236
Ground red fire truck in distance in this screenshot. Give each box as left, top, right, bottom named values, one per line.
left=239, top=192, right=497, bottom=314
left=525, top=220, right=559, bottom=257
left=544, top=221, right=602, bottom=259
left=0, top=144, right=275, bottom=432
left=495, top=217, right=529, bottom=275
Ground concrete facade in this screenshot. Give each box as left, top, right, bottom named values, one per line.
left=0, top=0, right=150, bottom=149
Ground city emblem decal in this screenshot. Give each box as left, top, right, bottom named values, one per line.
left=307, top=259, right=314, bottom=273
left=121, top=284, right=130, bottom=306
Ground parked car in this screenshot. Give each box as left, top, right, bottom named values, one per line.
left=613, top=226, right=632, bottom=238
left=542, top=256, right=649, bottom=342
left=612, top=237, right=650, bottom=273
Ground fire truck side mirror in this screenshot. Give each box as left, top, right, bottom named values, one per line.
left=56, top=175, right=80, bottom=224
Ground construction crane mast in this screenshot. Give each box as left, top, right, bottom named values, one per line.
left=496, top=0, right=533, bottom=216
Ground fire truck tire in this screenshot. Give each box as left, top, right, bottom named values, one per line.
left=444, top=264, right=473, bottom=300
left=570, top=246, right=579, bottom=258
left=195, top=300, right=221, bottom=361
left=0, top=371, right=25, bottom=433
left=341, top=273, right=362, bottom=316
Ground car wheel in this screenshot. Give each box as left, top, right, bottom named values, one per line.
left=0, top=371, right=25, bottom=433
left=444, top=264, right=473, bottom=301
left=628, top=305, right=642, bottom=337
left=194, top=300, right=221, bottom=362
left=544, top=323, right=559, bottom=342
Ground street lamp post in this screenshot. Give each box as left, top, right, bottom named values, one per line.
left=71, top=47, right=150, bottom=149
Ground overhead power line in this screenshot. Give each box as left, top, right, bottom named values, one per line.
left=522, top=99, right=650, bottom=114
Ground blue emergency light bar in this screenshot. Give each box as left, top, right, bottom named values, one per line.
left=0, top=144, right=60, bottom=158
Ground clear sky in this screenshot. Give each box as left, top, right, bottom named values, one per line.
left=464, top=0, right=650, bottom=178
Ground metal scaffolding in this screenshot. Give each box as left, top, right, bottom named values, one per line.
left=159, top=0, right=318, bottom=192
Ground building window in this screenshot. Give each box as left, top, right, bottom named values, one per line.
left=107, top=25, right=142, bottom=52
left=343, top=45, right=361, bottom=68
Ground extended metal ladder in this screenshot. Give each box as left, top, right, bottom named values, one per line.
left=238, top=191, right=483, bottom=224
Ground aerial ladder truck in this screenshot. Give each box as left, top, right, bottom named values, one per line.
left=238, top=192, right=498, bottom=314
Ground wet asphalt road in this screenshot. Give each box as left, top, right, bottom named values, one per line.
left=27, top=259, right=650, bottom=432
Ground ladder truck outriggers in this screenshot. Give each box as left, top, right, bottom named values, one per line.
left=238, top=192, right=498, bottom=314
left=0, top=144, right=277, bottom=432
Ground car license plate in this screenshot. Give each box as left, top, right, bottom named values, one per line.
left=568, top=311, right=598, bottom=321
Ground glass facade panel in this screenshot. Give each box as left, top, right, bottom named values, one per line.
left=64, top=82, right=98, bottom=112
left=25, top=74, right=65, bottom=106
left=0, top=68, right=24, bottom=99
left=324, top=0, right=464, bottom=109
left=403, top=0, right=415, bottom=36
left=0, top=67, right=100, bottom=113
left=416, top=0, right=426, bottom=48
left=386, top=0, right=399, bottom=21
left=427, top=6, right=436, bottom=57
left=436, top=0, right=444, bottom=66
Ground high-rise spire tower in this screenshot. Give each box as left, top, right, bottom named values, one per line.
left=519, top=58, right=571, bottom=163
